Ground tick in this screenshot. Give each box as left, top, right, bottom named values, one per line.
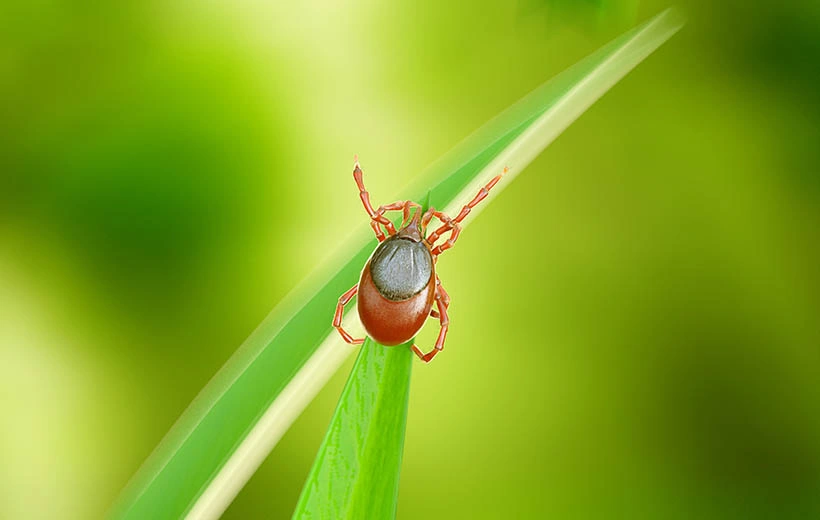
left=333, top=157, right=506, bottom=363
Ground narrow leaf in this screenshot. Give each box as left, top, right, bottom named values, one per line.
left=292, top=339, right=413, bottom=520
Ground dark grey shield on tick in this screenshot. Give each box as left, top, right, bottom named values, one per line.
left=369, top=236, right=433, bottom=301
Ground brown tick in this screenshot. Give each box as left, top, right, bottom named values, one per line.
left=333, top=157, right=506, bottom=363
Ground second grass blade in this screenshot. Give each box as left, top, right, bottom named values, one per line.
left=292, top=338, right=413, bottom=520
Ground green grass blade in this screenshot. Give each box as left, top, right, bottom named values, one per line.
left=108, top=9, right=682, bottom=520
left=292, top=339, right=413, bottom=520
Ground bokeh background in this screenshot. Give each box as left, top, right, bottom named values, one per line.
left=2, top=0, right=819, bottom=518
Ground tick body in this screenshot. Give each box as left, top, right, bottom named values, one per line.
left=333, top=157, right=506, bottom=362
left=359, top=223, right=436, bottom=346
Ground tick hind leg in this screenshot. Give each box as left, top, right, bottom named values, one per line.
left=333, top=284, right=365, bottom=345
left=424, top=167, right=508, bottom=256
left=428, top=276, right=450, bottom=319
left=413, top=279, right=450, bottom=363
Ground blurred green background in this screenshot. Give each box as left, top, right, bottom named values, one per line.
left=2, top=1, right=819, bottom=518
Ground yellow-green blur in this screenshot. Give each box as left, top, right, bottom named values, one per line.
left=1, top=1, right=818, bottom=518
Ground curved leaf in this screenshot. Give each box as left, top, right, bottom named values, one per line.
left=108, top=9, right=683, bottom=520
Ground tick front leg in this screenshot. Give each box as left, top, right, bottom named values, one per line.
left=424, top=167, right=508, bottom=256
left=423, top=209, right=462, bottom=257
left=352, top=157, right=396, bottom=241
left=333, top=283, right=365, bottom=345
left=413, top=281, right=450, bottom=363
left=451, top=167, right=508, bottom=224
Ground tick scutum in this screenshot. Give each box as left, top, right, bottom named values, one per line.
left=369, top=235, right=433, bottom=301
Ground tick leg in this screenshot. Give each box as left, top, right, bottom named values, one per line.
left=422, top=208, right=453, bottom=243
left=413, top=280, right=450, bottom=363
left=374, top=200, right=422, bottom=235
left=333, top=283, right=365, bottom=345
left=424, top=209, right=462, bottom=257
left=352, top=157, right=397, bottom=242
left=451, top=167, right=508, bottom=225
left=425, top=167, right=508, bottom=256
left=428, top=276, right=449, bottom=319
left=426, top=211, right=462, bottom=257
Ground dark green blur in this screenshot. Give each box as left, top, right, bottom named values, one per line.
left=1, top=1, right=818, bottom=519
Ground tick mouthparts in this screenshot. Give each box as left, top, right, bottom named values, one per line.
left=396, top=207, right=424, bottom=241
left=405, top=207, right=422, bottom=234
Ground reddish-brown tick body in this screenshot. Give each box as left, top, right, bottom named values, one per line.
left=358, top=223, right=436, bottom=346
left=332, top=157, right=506, bottom=363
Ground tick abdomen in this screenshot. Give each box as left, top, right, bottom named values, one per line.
left=357, top=235, right=436, bottom=346
left=369, top=236, right=433, bottom=301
